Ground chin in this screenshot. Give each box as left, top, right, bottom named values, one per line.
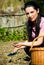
left=29, top=18, right=34, bottom=21
left=29, top=18, right=36, bottom=22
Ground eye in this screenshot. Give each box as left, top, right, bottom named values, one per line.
left=31, top=11, right=34, bottom=13
left=26, top=13, right=29, bottom=15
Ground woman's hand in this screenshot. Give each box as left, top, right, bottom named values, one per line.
left=12, top=42, right=23, bottom=48
left=12, top=40, right=28, bottom=48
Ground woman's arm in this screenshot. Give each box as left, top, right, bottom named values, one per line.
left=14, top=30, right=44, bottom=47
left=22, top=29, right=44, bottom=46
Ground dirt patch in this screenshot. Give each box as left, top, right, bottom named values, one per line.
left=0, top=41, right=31, bottom=65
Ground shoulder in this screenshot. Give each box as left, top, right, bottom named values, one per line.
left=40, top=17, right=44, bottom=24
left=40, top=17, right=44, bottom=30
left=41, top=17, right=44, bottom=21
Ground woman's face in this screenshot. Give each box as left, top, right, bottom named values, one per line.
left=25, top=6, right=39, bottom=22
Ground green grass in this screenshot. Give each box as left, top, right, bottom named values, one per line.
left=0, top=41, right=31, bottom=65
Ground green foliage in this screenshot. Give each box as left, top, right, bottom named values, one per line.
left=0, top=26, right=27, bottom=41
left=37, top=0, right=44, bottom=14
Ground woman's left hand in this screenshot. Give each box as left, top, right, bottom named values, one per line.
left=13, top=42, right=23, bottom=48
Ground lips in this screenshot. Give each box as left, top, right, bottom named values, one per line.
left=29, top=17, right=33, bottom=21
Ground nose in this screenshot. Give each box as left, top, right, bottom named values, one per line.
left=27, top=13, right=32, bottom=18
left=29, top=14, right=32, bottom=17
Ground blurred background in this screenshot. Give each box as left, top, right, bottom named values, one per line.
left=0, top=0, right=44, bottom=41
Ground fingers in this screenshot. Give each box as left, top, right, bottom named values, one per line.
left=12, top=42, right=18, bottom=47
left=12, top=43, right=21, bottom=48
left=14, top=44, right=21, bottom=48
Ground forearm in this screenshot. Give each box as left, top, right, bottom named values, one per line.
left=22, top=37, right=43, bottom=47
left=13, top=36, right=43, bottom=48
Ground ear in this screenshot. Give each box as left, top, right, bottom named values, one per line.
left=37, top=8, right=39, bottom=13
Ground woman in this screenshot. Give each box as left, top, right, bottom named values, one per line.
left=12, top=1, right=44, bottom=56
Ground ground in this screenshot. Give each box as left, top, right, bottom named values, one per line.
left=0, top=41, right=31, bottom=65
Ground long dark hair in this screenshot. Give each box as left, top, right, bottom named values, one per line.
left=26, top=15, right=41, bottom=41
left=24, top=1, right=41, bottom=14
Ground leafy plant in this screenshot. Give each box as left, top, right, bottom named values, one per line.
left=0, top=26, right=27, bottom=41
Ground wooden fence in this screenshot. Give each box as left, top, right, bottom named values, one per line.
left=0, top=13, right=27, bottom=28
